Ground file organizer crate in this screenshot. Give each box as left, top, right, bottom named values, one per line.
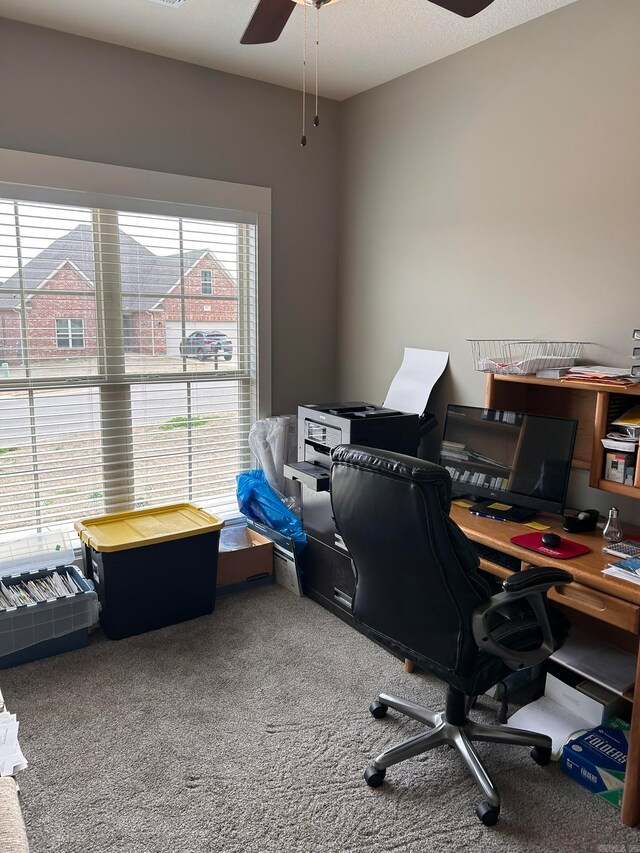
left=0, top=533, right=98, bottom=669
left=76, top=503, right=224, bottom=640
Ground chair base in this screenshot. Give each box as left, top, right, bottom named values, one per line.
left=366, top=691, right=552, bottom=826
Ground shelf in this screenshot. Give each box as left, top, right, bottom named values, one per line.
left=492, top=374, right=640, bottom=395
left=598, top=479, right=639, bottom=499
left=486, top=373, right=640, bottom=503
left=549, top=628, right=637, bottom=697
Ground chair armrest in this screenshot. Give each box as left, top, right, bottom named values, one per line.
left=502, top=567, right=573, bottom=593
left=472, top=568, right=573, bottom=671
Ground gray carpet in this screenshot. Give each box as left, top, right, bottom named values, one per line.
left=1, top=584, right=638, bottom=853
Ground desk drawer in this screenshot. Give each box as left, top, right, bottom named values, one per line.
left=548, top=581, right=640, bottom=633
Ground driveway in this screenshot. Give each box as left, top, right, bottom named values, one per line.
left=0, top=380, right=239, bottom=442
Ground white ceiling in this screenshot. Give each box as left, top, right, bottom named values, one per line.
left=0, top=0, right=580, bottom=100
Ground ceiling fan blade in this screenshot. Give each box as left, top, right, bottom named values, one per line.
left=241, top=0, right=296, bottom=44
left=427, top=0, right=495, bottom=17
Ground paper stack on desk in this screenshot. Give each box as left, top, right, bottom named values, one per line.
left=0, top=689, right=27, bottom=776
left=603, top=557, right=640, bottom=585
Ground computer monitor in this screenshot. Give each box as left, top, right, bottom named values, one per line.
left=439, top=404, right=578, bottom=522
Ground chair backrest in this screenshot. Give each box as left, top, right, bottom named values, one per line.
left=330, top=445, right=492, bottom=681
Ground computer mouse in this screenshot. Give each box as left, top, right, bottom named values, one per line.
left=541, top=532, right=561, bottom=548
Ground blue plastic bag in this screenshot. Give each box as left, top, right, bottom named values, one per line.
left=237, top=469, right=307, bottom=545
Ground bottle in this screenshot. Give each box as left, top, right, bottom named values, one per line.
left=603, top=506, right=623, bottom=544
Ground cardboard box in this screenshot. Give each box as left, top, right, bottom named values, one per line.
left=217, top=526, right=273, bottom=594
left=604, top=452, right=636, bottom=485
left=561, top=718, right=629, bottom=809
left=546, top=673, right=626, bottom=727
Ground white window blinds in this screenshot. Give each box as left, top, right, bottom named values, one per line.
left=0, top=199, right=258, bottom=539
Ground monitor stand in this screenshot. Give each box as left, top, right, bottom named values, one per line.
left=469, top=500, right=536, bottom=523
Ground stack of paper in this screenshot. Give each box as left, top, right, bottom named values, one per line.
left=506, top=696, right=590, bottom=758
left=603, top=556, right=640, bottom=585
left=567, top=366, right=640, bottom=384
left=0, top=689, right=27, bottom=776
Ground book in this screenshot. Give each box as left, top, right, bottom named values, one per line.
left=536, top=368, right=572, bottom=378
left=608, top=556, right=640, bottom=574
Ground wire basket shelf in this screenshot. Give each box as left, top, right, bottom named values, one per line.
left=468, top=340, right=585, bottom=375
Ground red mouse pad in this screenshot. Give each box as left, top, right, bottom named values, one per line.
left=510, top=532, right=591, bottom=559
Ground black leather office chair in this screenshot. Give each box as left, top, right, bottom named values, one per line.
left=330, top=445, right=572, bottom=826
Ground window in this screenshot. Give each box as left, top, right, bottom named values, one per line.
left=55, top=318, right=85, bottom=349
left=0, top=170, right=266, bottom=541
left=201, top=269, right=213, bottom=295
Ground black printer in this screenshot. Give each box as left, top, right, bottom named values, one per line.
left=285, top=401, right=422, bottom=626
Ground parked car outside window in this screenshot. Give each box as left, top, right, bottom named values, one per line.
left=179, top=330, right=232, bottom=361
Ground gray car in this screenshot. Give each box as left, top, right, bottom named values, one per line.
left=179, top=330, right=233, bottom=361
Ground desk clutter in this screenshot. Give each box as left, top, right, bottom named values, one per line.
left=602, top=406, right=640, bottom=485
left=503, top=634, right=635, bottom=810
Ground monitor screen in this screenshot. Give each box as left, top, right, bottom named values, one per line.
left=439, top=405, right=578, bottom=515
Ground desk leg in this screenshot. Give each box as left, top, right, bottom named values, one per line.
left=621, top=655, right=640, bottom=826
left=403, top=659, right=415, bottom=674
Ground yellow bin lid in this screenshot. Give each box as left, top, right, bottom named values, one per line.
left=75, top=503, right=224, bottom=553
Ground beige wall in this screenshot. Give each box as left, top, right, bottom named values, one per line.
left=338, top=0, right=640, bottom=517
left=0, top=19, right=340, bottom=415
left=2, top=4, right=639, bottom=517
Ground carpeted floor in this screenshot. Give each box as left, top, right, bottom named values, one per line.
left=1, top=584, right=638, bottom=853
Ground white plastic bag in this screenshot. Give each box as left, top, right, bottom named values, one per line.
left=248, top=416, right=300, bottom=515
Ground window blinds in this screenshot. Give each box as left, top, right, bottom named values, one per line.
left=0, top=199, right=257, bottom=539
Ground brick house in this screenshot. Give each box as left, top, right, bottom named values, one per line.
left=0, top=223, right=238, bottom=363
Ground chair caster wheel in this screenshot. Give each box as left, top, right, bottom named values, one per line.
left=364, top=766, right=386, bottom=788
left=530, top=746, right=552, bottom=766
left=369, top=701, right=388, bottom=719
left=476, top=802, right=500, bottom=826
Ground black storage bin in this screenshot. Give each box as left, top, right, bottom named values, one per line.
left=76, top=504, right=223, bottom=640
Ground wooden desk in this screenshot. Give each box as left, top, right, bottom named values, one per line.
left=449, top=504, right=640, bottom=826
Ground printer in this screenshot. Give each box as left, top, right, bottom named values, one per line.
left=284, top=401, right=423, bottom=625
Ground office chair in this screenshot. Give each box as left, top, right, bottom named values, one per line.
left=330, top=445, right=572, bottom=826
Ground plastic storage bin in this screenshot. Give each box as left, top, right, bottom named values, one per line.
left=0, top=533, right=98, bottom=669
left=75, top=503, right=224, bottom=640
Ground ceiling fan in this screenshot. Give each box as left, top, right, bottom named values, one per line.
left=241, top=0, right=497, bottom=45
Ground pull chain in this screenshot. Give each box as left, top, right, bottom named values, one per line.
left=301, top=4, right=307, bottom=147
left=314, top=5, right=320, bottom=127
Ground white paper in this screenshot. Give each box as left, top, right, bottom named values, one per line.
left=0, top=711, right=26, bottom=775
left=383, top=348, right=449, bottom=414
left=506, top=697, right=590, bottom=758
left=603, top=567, right=640, bottom=585
left=569, top=365, right=634, bottom=377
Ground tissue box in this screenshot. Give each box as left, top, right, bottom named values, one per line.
left=604, top=452, right=636, bottom=485
left=561, top=718, right=629, bottom=809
